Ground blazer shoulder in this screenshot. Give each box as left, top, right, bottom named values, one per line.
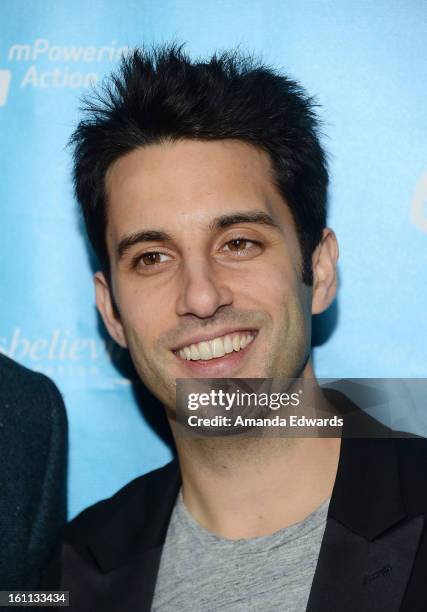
left=63, top=460, right=178, bottom=545
left=395, top=436, right=427, bottom=514
left=0, top=353, right=66, bottom=414
left=0, top=354, right=67, bottom=444
left=395, top=435, right=427, bottom=468
left=1, top=352, right=48, bottom=384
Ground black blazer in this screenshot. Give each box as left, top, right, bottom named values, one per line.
left=0, top=353, right=68, bottom=590
left=43, top=393, right=427, bottom=612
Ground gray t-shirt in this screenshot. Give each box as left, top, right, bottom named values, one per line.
left=151, top=490, right=329, bottom=611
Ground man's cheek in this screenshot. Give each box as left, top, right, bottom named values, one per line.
left=122, top=300, right=159, bottom=335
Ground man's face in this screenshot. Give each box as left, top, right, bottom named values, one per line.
left=96, top=139, right=336, bottom=410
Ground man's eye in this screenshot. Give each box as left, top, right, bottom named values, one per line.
left=223, top=238, right=259, bottom=253
left=138, top=252, right=170, bottom=266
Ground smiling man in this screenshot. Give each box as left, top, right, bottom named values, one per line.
left=44, top=45, right=427, bottom=612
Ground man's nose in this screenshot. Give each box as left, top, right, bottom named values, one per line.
left=175, top=259, right=233, bottom=319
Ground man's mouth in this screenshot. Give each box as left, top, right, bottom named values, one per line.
left=173, top=331, right=257, bottom=361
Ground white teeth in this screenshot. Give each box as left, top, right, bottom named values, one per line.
left=212, top=337, right=226, bottom=358
left=190, top=344, right=200, bottom=360
left=177, top=332, right=255, bottom=361
left=198, top=341, right=213, bottom=360
left=224, top=335, right=234, bottom=354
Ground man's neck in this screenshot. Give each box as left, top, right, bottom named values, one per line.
left=174, top=434, right=341, bottom=540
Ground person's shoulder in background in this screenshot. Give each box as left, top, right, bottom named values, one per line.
left=0, top=352, right=68, bottom=589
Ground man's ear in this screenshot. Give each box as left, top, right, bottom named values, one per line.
left=311, top=228, right=339, bottom=315
left=94, top=271, right=128, bottom=348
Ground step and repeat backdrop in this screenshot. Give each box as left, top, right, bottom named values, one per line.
left=1, top=0, right=426, bottom=518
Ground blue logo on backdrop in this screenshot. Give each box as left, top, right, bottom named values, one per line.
left=0, top=327, right=130, bottom=387
left=0, top=38, right=129, bottom=104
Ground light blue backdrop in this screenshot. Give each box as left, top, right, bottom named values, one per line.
left=1, top=0, right=426, bottom=519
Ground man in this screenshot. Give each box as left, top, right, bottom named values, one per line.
left=0, top=353, right=67, bottom=590
left=43, top=45, right=427, bottom=611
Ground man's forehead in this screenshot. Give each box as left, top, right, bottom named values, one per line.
left=104, top=139, right=292, bottom=240
left=106, top=140, right=274, bottom=199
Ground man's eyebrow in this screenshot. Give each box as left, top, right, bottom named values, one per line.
left=209, top=211, right=280, bottom=231
left=117, top=230, right=174, bottom=259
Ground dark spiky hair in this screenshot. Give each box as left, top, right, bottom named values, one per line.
left=70, top=43, right=328, bottom=284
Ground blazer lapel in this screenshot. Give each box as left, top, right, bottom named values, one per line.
left=61, top=543, right=163, bottom=612
left=307, top=432, right=423, bottom=612
left=79, top=460, right=182, bottom=612
left=307, top=515, right=423, bottom=612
